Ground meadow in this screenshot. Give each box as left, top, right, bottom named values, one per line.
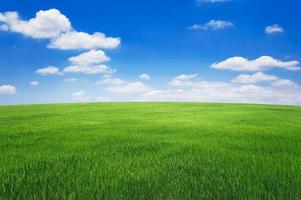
left=0, top=102, right=300, bottom=199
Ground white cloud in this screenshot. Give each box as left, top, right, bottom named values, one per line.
left=64, top=50, right=115, bottom=75
left=234, top=84, right=266, bottom=94
left=63, top=65, right=115, bottom=74
left=197, top=0, right=230, bottom=5
left=232, top=72, right=298, bottom=88
left=64, top=78, right=78, bottom=82
left=0, top=84, right=16, bottom=94
left=139, top=72, right=301, bottom=104
left=173, top=73, right=198, bottom=81
left=36, top=66, right=63, bottom=76
left=201, top=0, right=229, bottom=1
left=139, top=73, right=151, bottom=80
left=95, top=96, right=112, bottom=102
left=271, top=79, right=298, bottom=88
left=49, top=31, right=121, bottom=50
left=72, top=90, right=85, bottom=98
left=142, top=81, right=301, bottom=105
left=0, top=9, right=121, bottom=50
left=72, top=90, right=90, bottom=101
left=143, top=83, right=244, bottom=102
left=232, top=72, right=278, bottom=84
left=188, top=20, right=233, bottom=30
left=106, top=82, right=152, bottom=94
left=0, top=24, right=9, bottom=31
left=211, top=56, right=301, bottom=71
left=68, top=50, right=110, bottom=66
left=265, top=24, right=284, bottom=34
left=30, top=80, right=39, bottom=86
left=0, top=9, right=71, bottom=39
left=96, top=76, right=125, bottom=85
left=169, top=73, right=198, bottom=86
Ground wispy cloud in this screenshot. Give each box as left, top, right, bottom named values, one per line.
left=265, top=24, right=284, bottom=34
left=188, top=20, right=233, bottom=30
left=232, top=72, right=279, bottom=84
left=96, top=76, right=126, bottom=86
left=72, top=91, right=85, bottom=98
left=36, top=66, right=63, bottom=76
left=64, top=65, right=115, bottom=75
left=232, top=72, right=298, bottom=88
left=64, top=78, right=78, bottom=82
left=139, top=74, right=151, bottom=80
left=142, top=75, right=301, bottom=105
left=106, top=82, right=152, bottom=94
left=72, top=90, right=90, bottom=101
left=30, top=80, right=39, bottom=86
left=197, top=0, right=230, bottom=5
left=169, top=73, right=198, bottom=87
left=271, top=79, right=298, bottom=88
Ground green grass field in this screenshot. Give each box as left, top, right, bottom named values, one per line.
left=0, top=102, right=301, bottom=199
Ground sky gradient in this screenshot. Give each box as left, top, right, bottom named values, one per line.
left=1, top=0, right=301, bottom=105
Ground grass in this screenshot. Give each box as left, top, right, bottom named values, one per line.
left=0, top=102, right=301, bottom=199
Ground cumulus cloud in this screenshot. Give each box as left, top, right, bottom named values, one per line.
left=63, top=65, right=115, bottom=75
left=49, top=31, right=121, bottom=50
left=68, top=50, right=110, bottom=66
left=0, top=9, right=71, bottom=39
left=106, top=82, right=152, bottom=94
left=265, top=24, right=284, bottom=34
left=139, top=74, right=151, bottom=80
left=0, top=84, right=16, bottom=94
left=211, top=56, right=301, bottom=71
left=64, top=50, right=115, bottom=75
left=232, top=72, right=278, bottom=84
left=169, top=73, right=198, bottom=86
left=188, top=20, right=233, bottom=30
left=0, top=9, right=121, bottom=50
left=30, top=80, right=39, bottom=86
left=36, top=66, right=63, bottom=76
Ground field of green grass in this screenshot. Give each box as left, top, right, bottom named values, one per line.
left=0, top=102, right=301, bottom=199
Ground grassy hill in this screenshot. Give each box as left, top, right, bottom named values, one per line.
left=0, top=102, right=301, bottom=199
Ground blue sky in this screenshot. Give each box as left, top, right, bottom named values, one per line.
left=1, top=0, right=301, bottom=105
